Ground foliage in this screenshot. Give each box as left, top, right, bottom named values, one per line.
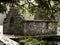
left=0, top=0, right=60, bottom=20
left=58, top=22, right=60, bottom=27
left=0, top=0, right=20, bottom=12
left=34, top=0, right=59, bottom=20
left=19, top=0, right=60, bottom=20
left=19, top=37, right=56, bottom=45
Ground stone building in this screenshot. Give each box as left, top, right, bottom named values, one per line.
left=3, top=8, right=24, bottom=35
left=3, top=8, right=58, bottom=36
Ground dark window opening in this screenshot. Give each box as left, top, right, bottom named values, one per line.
left=10, top=17, right=14, bottom=26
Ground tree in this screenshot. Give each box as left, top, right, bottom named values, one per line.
left=34, top=0, right=60, bottom=20
left=19, top=0, right=60, bottom=20
left=0, top=0, right=20, bottom=12
left=0, top=0, right=60, bottom=20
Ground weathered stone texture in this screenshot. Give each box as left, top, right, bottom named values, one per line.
left=24, top=20, right=57, bottom=36
left=3, top=8, right=24, bottom=35
left=3, top=8, right=58, bottom=36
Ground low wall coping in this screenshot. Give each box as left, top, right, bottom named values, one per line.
left=24, top=20, right=58, bottom=23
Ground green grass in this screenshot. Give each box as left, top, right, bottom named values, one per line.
left=19, top=37, right=56, bottom=45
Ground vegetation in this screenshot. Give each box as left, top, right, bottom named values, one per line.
left=19, top=37, right=56, bottom=45
left=58, top=22, right=60, bottom=27
left=0, top=0, right=20, bottom=12
left=0, top=0, right=60, bottom=20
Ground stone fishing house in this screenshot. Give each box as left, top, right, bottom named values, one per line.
left=3, top=8, right=58, bottom=36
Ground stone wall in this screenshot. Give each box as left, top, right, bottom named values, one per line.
left=3, top=8, right=24, bottom=35
left=3, top=8, right=58, bottom=36
left=23, top=20, right=58, bottom=36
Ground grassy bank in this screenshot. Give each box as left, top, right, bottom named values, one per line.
left=19, top=37, right=56, bottom=45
